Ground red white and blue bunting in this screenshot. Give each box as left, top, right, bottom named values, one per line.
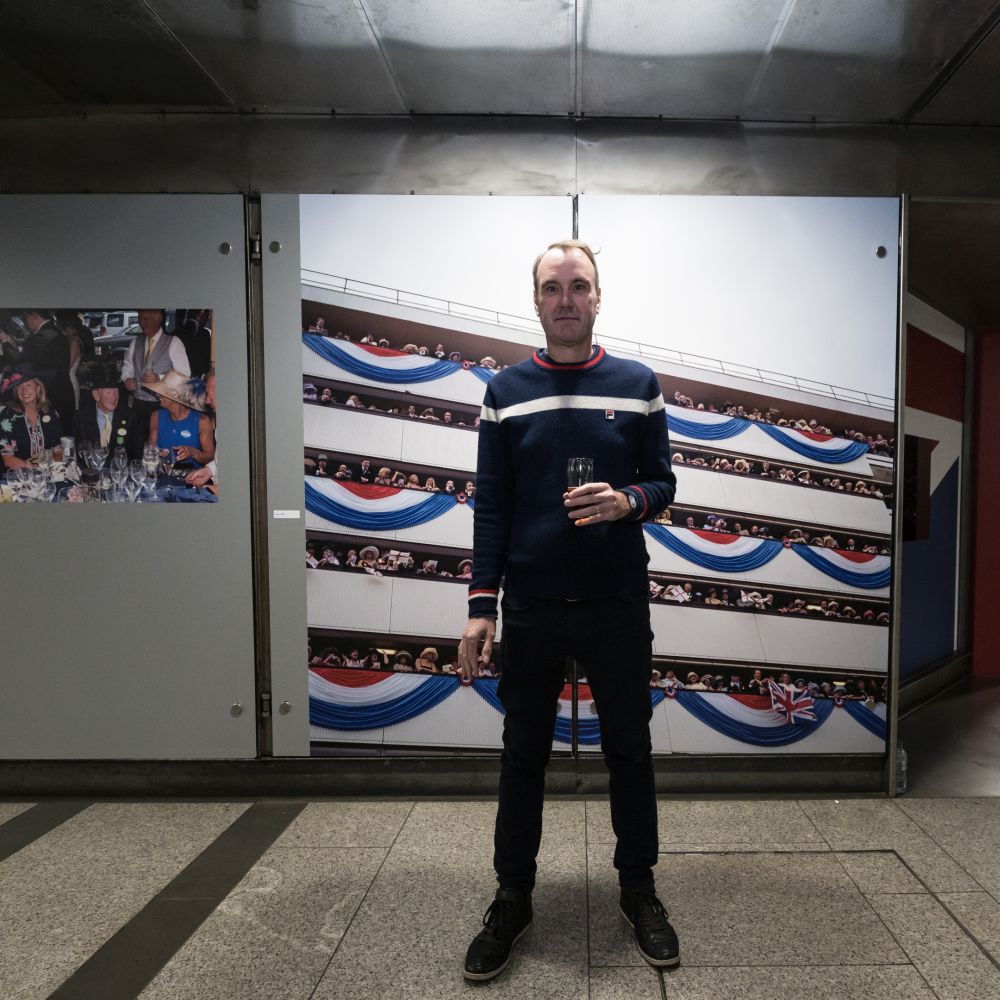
left=303, top=334, right=495, bottom=385
left=644, top=524, right=891, bottom=590
left=645, top=525, right=784, bottom=573
left=305, top=478, right=467, bottom=530
left=665, top=402, right=870, bottom=464
left=790, top=545, right=891, bottom=589
left=310, top=669, right=885, bottom=745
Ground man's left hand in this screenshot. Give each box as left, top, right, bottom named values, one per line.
left=563, top=482, right=630, bottom=526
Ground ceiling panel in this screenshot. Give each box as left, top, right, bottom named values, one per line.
left=580, top=0, right=786, bottom=118
left=0, top=1, right=228, bottom=107
left=745, top=0, right=999, bottom=122
left=149, top=0, right=405, bottom=113
left=914, top=21, right=1000, bottom=123
left=0, top=50, right=64, bottom=107
left=361, top=0, right=573, bottom=114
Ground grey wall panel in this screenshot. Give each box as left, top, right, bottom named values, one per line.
left=0, top=194, right=254, bottom=759
left=260, top=195, right=310, bottom=756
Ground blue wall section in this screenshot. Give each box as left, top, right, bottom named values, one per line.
left=900, top=459, right=960, bottom=679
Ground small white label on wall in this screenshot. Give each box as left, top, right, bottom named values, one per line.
left=273, top=509, right=301, bottom=519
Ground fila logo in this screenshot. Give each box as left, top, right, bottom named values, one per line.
left=605, top=409, right=615, bottom=420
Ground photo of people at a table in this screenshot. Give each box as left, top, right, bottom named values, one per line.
left=0, top=307, right=218, bottom=503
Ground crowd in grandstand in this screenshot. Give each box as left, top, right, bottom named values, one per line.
left=309, top=639, right=493, bottom=677
left=306, top=318, right=509, bottom=372
left=305, top=454, right=475, bottom=497
left=307, top=540, right=473, bottom=580
left=670, top=390, right=893, bottom=455
left=650, top=665, right=887, bottom=702
left=647, top=576, right=890, bottom=624
left=308, top=635, right=886, bottom=702
left=668, top=512, right=891, bottom=555
left=672, top=448, right=890, bottom=500
left=303, top=380, right=480, bottom=427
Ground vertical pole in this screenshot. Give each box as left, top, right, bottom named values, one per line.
left=245, top=195, right=273, bottom=758
left=570, top=656, right=579, bottom=757
left=886, top=194, right=908, bottom=796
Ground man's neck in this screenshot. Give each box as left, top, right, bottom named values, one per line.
left=543, top=339, right=594, bottom=364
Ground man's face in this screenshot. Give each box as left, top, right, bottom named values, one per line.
left=138, top=310, right=162, bottom=337
left=533, top=248, right=601, bottom=352
left=22, top=310, right=43, bottom=333
left=92, top=387, right=119, bottom=412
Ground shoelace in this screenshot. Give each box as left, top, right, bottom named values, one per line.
left=482, top=898, right=517, bottom=938
left=633, top=893, right=671, bottom=932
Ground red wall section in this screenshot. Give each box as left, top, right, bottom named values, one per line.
left=907, top=324, right=966, bottom=421
left=972, top=329, right=1000, bottom=676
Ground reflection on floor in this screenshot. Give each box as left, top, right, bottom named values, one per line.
left=1, top=792, right=1000, bottom=999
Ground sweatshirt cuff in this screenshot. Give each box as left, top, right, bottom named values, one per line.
left=619, top=485, right=651, bottom=522
left=468, top=588, right=499, bottom=619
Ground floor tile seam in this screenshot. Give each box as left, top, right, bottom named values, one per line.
left=925, top=889, right=1000, bottom=977
left=829, top=853, right=942, bottom=1000
left=306, top=799, right=418, bottom=1000
left=589, top=960, right=918, bottom=968
left=888, top=798, right=976, bottom=877
left=584, top=801, right=592, bottom=1000
left=791, top=797, right=833, bottom=850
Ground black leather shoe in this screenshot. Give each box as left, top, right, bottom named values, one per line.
left=619, top=889, right=680, bottom=967
left=463, top=888, right=533, bottom=981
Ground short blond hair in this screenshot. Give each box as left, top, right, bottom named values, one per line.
left=532, top=240, right=600, bottom=291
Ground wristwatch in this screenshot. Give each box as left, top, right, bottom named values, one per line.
left=627, top=492, right=638, bottom=512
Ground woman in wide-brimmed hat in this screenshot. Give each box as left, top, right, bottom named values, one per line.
left=146, top=369, right=214, bottom=469
left=0, top=362, right=65, bottom=469
left=415, top=646, right=440, bottom=674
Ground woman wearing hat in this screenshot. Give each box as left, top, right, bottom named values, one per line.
left=415, top=647, right=440, bottom=674
left=0, top=364, right=64, bottom=468
left=147, top=369, right=214, bottom=470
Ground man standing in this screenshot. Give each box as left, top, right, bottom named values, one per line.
left=120, top=309, right=190, bottom=426
left=20, top=308, right=75, bottom=423
left=458, top=241, right=679, bottom=980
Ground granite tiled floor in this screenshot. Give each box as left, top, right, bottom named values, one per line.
left=1, top=796, right=999, bottom=999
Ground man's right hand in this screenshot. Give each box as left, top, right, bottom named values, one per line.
left=124, top=378, right=138, bottom=392
left=458, top=617, right=496, bottom=681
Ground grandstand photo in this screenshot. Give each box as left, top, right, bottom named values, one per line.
left=299, top=195, right=898, bottom=758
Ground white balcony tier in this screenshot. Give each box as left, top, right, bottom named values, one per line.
left=673, top=465, right=891, bottom=535
left=307, top=570, right=888, bottom=673
left=304, top=403, right=479, bottom=471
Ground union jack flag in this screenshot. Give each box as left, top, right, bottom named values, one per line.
left=767, top=679, right=817, bottom=724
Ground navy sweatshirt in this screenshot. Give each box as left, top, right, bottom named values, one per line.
left=468, top=345, right=677, bottom=618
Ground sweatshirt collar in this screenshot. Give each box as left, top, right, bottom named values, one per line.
left=532, top=345, right=605, bottom=371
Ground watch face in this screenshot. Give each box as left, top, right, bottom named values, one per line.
left=629, top=493, right=638, bottom=510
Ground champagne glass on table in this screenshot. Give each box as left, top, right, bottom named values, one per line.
left=129, top=459, right=144, bottom=496
left=110, top=461, right=127, bottom=491
left=159, top=447, right=175, bottom=479
left=112, top=446, right=128, bottom=471
left=39, top=448, right=54, bottom=478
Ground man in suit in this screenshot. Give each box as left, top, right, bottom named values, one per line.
left=73, top=366, right=142, bottom=461
left=20, top=308, right=75, bottom=424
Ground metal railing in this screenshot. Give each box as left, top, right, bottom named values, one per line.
left=301, top=270, right=895, bottom=412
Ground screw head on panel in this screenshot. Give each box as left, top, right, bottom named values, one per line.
left=219, top=241, right=233, bottom=255
left=279, top=701, right=292, bottom=715
left=269, top=240, right=282, bottom=254
left=230, top=702, right=243, bottom=717
left=875, top=245, right=887, bottom=258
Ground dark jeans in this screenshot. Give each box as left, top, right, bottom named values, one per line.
left=494, top=593, right=658, bottom=893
